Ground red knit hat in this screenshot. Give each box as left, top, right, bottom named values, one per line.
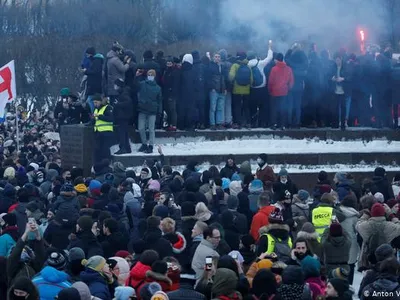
left=371, top=203, right=385, bottom=217
left=115, top=250, right=130, bottom=258
left=329, top=223, right=343, bottom=237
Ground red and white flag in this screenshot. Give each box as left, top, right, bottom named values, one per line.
left=0, top=60, right=17, bottom=117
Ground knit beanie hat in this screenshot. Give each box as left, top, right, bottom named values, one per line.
left=296, top=190, right=310, bottom=202
left=371, top=203, right=385, bottom=217
left=148, top=180, right=161, bottom=192
left=256, top=259, right=273, bottom=270
left=72, top=282, right=91, bottom=300
left=57, top=287, right=81, bottom=300
left=227, top=195, right=239, bottom=209
left=3, top=167, right=15, bottom=179
left=329, top=267, right=349, bottom=280
left=115, top=286, right=136, bottom=300
left=77, top=216, right=93, bottom=231
left=229, top=181, right=242, bottom=197
left=329, top=223, right=343, bottom=237
left=321, top=192, right=335, bottom=204
left=279, top=168, right=288, bottom=177
left=61, top=183, right=74, bottom=193
left=82, top=255, right=106, bottom=272
left=13, top=276, right=37, bottom=295
left=318, top=171, right=328, bottom=182
left=151, top=291, right=169, bottom=300
left=25, top=201, right=39, bottom=213
left=115, top=250, right=131, bottom=258
left=329, top=278, right=350, bottom=297
left=300, top=222, right=316, bottom=233
left=89, top=179, right=101, bottom=192
left=69, top=247, right=85, bottom=262
left=282, top=265, right=304, bottom=285
left=75, top=183, right=88, bottom=194
left=153, top=205, right=169, bottom=219
left=212, top=268, right=238, bottom=297
left=375, top=244, right=394, bottom=262
left=140, top=282, right=162, bottom=300
left=301, top=256, right=320, bottom=278
left=46, top=251, right=67, bottom=270
left=86, top=47, right=96, bottom=55
left=319, top=184, right=332, bottom=195
left=374, top=192, right=385, bottom=203
left=268, top=208, right=284, bottom=224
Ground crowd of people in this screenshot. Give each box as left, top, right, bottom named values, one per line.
left=54, top=41, right=400, bottom=157
left=0, top=148, right=399, bottom=300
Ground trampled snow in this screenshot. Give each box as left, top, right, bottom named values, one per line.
left=112, top=138, right=400, bottom=156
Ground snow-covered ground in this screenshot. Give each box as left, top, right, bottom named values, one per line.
left=112, top=139, right=400, bottom=156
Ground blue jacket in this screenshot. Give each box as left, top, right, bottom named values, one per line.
left=81, top=268, right=114, bottom=300
left=32, top=266, right=71, bottom=300
left=0, top=233, right=16, bottom=257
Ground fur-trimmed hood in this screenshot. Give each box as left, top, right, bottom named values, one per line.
left=259, top=223, right=290, bottom=235
left=296, top=230, right=320, bottom=241
left=172, top=232, right=187, bottom=254
left=146, top=270, right=172, bottom=285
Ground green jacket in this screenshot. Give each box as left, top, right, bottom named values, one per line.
left=137, top=80, right=162, bottom=115
left=229, top=59, right=253, bottom=95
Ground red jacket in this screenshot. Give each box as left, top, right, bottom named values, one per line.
left=126, top=261, right=151, bottom=298
left=268, top=61, right=294, bottom=97
left=250, top=205, right=276, bottom=241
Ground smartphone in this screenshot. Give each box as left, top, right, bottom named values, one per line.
left=168, top=195, right=174, bottom=207
left=331, top=215, right=338, bottom=223
left=205, top=256, right=213, bottom=271
left=209, top=179, right=214, bottom=186
left=231, top=252, right=238, bottom=260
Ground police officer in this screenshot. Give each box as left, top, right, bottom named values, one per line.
left=92, top=93, right=114, bottom=162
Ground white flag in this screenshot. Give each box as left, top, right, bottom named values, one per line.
left=0, top=60, right=17, bottom=117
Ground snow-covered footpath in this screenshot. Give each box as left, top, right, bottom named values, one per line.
left=112, top=139, right=400, bottom=156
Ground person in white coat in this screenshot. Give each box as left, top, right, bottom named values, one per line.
left=338, top=194, right=360, bottom=285
left=247, top=42, right=273, bottom=128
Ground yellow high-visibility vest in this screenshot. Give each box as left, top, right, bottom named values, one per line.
left=312, top=206, right=333, bottom=241
left=94, top=105, right=113, bottom=132
left=263, top=233, right=292, bottom=254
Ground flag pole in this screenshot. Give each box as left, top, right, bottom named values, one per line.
left=15, top=100, right=19, bottom=152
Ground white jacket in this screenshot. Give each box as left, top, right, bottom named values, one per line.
left=247, top=49, right=273, bottom=88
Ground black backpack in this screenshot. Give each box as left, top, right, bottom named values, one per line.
left=251, top=61, right=263, bottom=87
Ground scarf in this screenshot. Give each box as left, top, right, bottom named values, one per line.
left=277, top=283, right=304, bottom=300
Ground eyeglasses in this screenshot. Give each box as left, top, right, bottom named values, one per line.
left=212, top=236, right=221, bottom=240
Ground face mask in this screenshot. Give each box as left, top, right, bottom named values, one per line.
left=257, top=158, right=263, bottom=166
left=11, top=295, right=28, bottom=300
left=147, top=76, right=155, bottom=81
left=65, top=176, right=72, bottom=182
left=280, top=179, right=288, bottom=184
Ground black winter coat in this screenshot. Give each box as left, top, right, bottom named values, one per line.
left=285, top=49, right=308, bottom=91
left=101, top=232, right=128, bottom=258
left=85, top=54, right=104, bottom=95
left=142, top=228, right=173, bottom=259
left=68, top=230, right=104, bottom=258
left=391, top=63, right=400, bottom=104
left=180, top=62, right=196, bottom=105
left=163, top=67, right=181, bottom=99
left=192, top=59, right=206, bottom=95
left=220, top=163, right=239, bottom=180
left=114, top=86, right=133, bottom=122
